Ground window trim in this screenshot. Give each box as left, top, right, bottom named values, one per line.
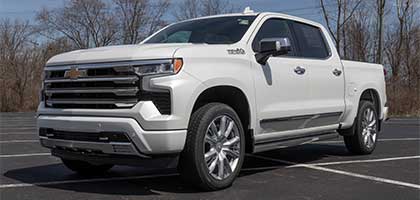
left=248, top=16, right=333, bottom=61
left=250, top=17, right=298, bottom=58
left=289, top=20, right=332, bottom=60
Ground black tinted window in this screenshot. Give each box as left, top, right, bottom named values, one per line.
left=145, top=16, right=256, bottom=44
left=252, top=19, right=294, bottom=55
left=292, top=22, right=329, bottom=58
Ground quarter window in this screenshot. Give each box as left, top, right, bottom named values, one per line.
left=291, top=22, right=329, bottom=59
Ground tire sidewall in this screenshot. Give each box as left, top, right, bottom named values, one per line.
left=192, top=104, right=245, bottom=189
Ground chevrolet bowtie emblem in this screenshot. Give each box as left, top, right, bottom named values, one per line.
left=64, top=67, right=86, bottom=79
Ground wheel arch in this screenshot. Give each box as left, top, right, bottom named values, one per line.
left=359, top=88, right=381, bottom=118
left=190, top=85, right=255, bottom=153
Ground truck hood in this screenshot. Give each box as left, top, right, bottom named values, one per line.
left=46, top=43, right=194, bottom=66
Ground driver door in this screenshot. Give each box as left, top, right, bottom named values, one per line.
left=250, top=18, right=313, bottom=136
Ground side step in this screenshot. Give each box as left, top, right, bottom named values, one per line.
left=253, top=132, right=339, bottom=153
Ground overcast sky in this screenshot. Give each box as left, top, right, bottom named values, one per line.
left=0, top=0, right=325, bottom=23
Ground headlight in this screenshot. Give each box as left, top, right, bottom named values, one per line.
left=133, top=58, right=183, bottom=76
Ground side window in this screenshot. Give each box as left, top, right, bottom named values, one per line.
left=291, top=22, right=330, bottom=59
left=166, top=31, right=192, bottom=43
left=252, top=19, right=295, bottom=56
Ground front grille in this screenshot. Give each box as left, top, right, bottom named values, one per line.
left=44, top=63, right=139, bottom=109
left=43, top=61, right=171, bottom=114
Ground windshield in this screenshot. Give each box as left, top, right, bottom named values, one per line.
left=144, top=16, right=257, bottom=44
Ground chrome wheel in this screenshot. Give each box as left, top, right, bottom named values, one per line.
left=203, top=115, right=241, bottom=180
left=361, top=108, right=377, bottom=148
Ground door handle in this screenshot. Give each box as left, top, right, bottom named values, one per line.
left=294, top=66, right=306, bottom=75
left=333, top=68, right=342, bottom=76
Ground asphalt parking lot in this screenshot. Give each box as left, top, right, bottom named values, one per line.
left=0, top=113, right=419, bottom=200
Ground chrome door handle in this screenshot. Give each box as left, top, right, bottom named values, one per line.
left=333, top=68, right=342, bottom=76
left=294, top=66, right=306, bottom=75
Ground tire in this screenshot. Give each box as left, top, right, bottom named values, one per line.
left=178, top=103, right=245, bottom=191
left=344, top=101, right=379, bottom=155
left=62, top=159, right=113, bottom=175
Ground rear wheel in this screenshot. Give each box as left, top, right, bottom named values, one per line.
left=179, top=103, right=245, bottom=191
left=344, top=101, right=378, bottom=154
left=62, top=159, right=113, bottom=175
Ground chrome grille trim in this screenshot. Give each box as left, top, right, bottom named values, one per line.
left=44, top=76, right=139, bottom=83
left=46, top=99, right=137, bottom=107
left=45, top=87, right=139, bottom=96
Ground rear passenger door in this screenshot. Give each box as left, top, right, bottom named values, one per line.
left=289, top=21, right=345, bottom=124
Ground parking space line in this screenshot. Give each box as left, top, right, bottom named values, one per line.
left=248, top=154, right=420, bottom=190
left=288, top=155, right=420, bottom=167
left=0, top=173, right=178, bottom=189
left=0, top=133, right=36, bottom=135
left=302, top=164, right=420, bottom=189
left=377, top=138, right=419, bottom=141
left=316, top=138, right=420, bottom=144
left=0, top=140, right=38, bottom=144
left=241, top=166, right=282, bottom=172
left=0, top=127, right=36, bottom=130
left=0, top=153, right=50, bottom=158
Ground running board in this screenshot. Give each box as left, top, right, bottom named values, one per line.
left=253, top=132, right=339, bottom=153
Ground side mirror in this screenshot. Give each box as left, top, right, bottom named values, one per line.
left=255, top=37, right=291, bottom=65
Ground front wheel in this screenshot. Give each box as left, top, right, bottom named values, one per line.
left=178, top=103, right=245, bottom=191
left=344, top=101, right=379, bottom=155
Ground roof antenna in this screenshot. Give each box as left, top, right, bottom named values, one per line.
left=243, top=6, right=254, bottom=14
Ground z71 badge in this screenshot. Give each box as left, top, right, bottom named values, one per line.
left=227, top=48, right=245, bottom=55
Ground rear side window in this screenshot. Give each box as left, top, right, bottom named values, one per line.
left=252, top=19, right=295, bottom=56
left=291, top=22, right=329, bottom=59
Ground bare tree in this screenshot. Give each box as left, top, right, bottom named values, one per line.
left=114, top=0, right=170, bottom=44
left=173, top=0, right=236, bottom=21
left=346, top=10, right=372, bottom=62
left=173, top=0, right=201, bottom=20
left=37, top=0, right=118, bottom=49
left=0, top=19, right=39, bottom=111
left=114, top=0, right=148, bottom=44
left=1, top=0, right=419, bottom=116
left=375, top=0, right=386, bottom=63
left=384, top=0, right=420, bottom=115
left=146, top=0, right=171, bottom=36
left=320, top=0, right=363, bottom=57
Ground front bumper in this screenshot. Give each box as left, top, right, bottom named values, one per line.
left=38, top=115, right=187, bottom=157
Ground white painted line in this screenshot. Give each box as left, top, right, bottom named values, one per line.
left=316, top=138, right=420, bottom=144
left=303, top=164, right=420, bottom=189
left=377, top=138, right=419, bottom=141
left=0, top=173, right=178, bottom=189
left=0, top=153, right=50, bottom=158
left=0, top=132, right=36, bottom=135
left=289, top=155, right=420, bottom=167
left=241, top=166, right=281, bottom=172
left=387, top=118, right=419, bottom=121
left=0, top=127, right=37, bottom=129
left=0, top=127, right=36, bottom=130
left=0, top=140, right=38, bottom=144
left=248, top=154, right=420, bottom=190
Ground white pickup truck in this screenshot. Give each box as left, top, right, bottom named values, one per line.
left=37, top=9, right=388, bottom=190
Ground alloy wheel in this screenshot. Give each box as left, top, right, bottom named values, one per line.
left=203, top=115, right=241, bottom=180
left=361, top=108, right=377, bottom=148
